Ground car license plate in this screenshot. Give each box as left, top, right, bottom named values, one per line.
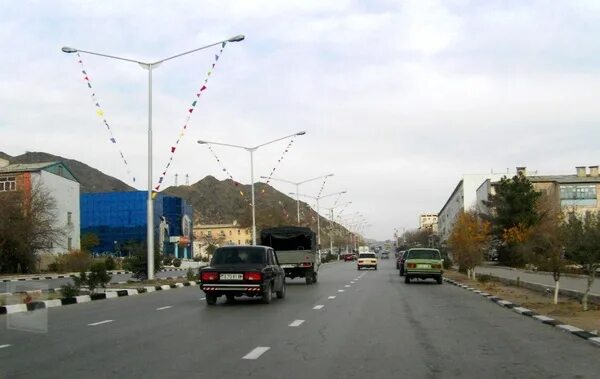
left=417, top=264, right=431, bottom=269
left=280, top=264, right=295, bottom=268
left=220, top=273, right=243, bottom=280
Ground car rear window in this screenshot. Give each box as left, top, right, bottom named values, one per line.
left=359, top=253, right=376, bottom=259
left=407, top=250, right=441, bottom=260
left=211, top=247, right=265, bottom=265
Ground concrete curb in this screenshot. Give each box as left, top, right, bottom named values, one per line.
left=0, top=268, right=188, bottom=282
left=443, top=277, right=600, bottom=348
left=0, top=281, right=198, bottom=315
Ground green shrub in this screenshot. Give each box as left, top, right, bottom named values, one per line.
left=88, top=261, right=112, bottom=291
left=162, top=256, right=174, bottom=266
left=59, top=250, right=92, bottom=272
left=201, top=256, right=209, bottom=263
left=104, top=256, right=116, bottom=271
left=60, top=283, right=80, bottom=298
left=123, top=250, right=163, bottom=280
left=47, top=262, right=64, bottom=273
left=192, top=256, right=202, bottom=262
left=172, top=258, right=182, bottom=268
left=186, top=267, right=196, bottom=281
left=477, top=274, right=492, bottom=284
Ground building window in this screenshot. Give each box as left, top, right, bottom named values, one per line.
left=238, top=229, right=241, bottom=235
left=0, top=176, right=16, bottom=192
left=560, top=184, right=597, bottom=206
left=229, top=230, right=232, bottom=236
left=238, top=240, right=241, bottom=245
left=68, top=238, right=72, bottom=250
left=67, top=212, right=73, bottom=226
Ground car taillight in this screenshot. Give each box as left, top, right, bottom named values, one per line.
left=201, top=271, right=219, bottom=282
left=407, top=263, right=416, bottom=269
left=244, top=272, right=262, bottom=281
left=301, top=262, right=312, bottom=267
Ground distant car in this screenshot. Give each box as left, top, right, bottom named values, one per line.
left=357, top=252, right=378, bottom=270
left=199, top=245, right=286, bottom=305
left=343, top=253, right=355, bottom=262
left=380, top=252, right=389, bottom=259
left=403, top=248, right=443, bottom=284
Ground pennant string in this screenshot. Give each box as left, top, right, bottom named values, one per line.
left=73, top=53, right=136, bottom=184
left=263, top=138, right=296, bottom=188
left=154, top=43, right=228, bottom=191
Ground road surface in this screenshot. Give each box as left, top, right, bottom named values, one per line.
left=1, top=260, right=599, bottom=378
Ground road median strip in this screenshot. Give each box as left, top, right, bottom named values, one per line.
left=0, top=280, right=199, bottom=316
left=443, top=277, right=600, bottom=348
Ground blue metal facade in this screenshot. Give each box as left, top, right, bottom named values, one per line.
left=80, top=191, right=193, bottom=257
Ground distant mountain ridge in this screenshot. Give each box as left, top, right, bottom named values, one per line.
left=0, top=151, right=135, bottom=193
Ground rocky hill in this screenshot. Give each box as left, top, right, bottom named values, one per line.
left=0, top=151, right=135, bottom=193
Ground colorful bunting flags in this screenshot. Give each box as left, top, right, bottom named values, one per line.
left=154, top=42, right=228, bottom=191
left=263, top=138, right=295, bottom=187
left=74, top=53, right=136, bottom=185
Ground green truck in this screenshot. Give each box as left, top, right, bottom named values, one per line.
left=260, top=226, right=319, bottom=285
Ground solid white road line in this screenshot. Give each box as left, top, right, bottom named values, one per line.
left=0, top=344, right=11, bottom=349
left=338, top=289, right=345, bottom=292
left=289, top=320, right=305, bottom=327
left=242, top=346, right=271, bottom=360
left=328, top=296, right=336, bottom=299
left=88, top=320, right=114, bottom=326
left=156, top=306, right=173, bottom=311
left=313, top=305, right=324, bottom=310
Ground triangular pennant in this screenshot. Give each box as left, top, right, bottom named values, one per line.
left=189, top=108, right=194, bottom=113
left=200, top=85, right=207, bottom=91
left=192, top=100, right=197, bottom=107
left=110, top=137, right=116, bottom=143
left=171, top=147, right=176, bottom=153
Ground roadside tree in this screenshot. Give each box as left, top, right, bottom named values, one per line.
left=485, top=173, right=541, bottom=266
left=80, top=232, right=100, bottom=253
left=448, top=211, right=491, bottom=279
left=563, top=211, right=600, bottom=311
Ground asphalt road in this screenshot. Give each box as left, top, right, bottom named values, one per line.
left=0, top=269, right=188, bottom=293
left=1, top=260, right=599, bottom=378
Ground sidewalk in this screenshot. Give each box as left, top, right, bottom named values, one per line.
left=475, top=265, right=600, bottom=297
left=0, top=268, right=188, bottom=282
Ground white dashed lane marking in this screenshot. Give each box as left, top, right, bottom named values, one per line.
left=344, top=285, right=351, bottom=288
left=338, top=289, right=345, bottom=292
left=200, top=298, right=206, bottom=301
left=289, top=320, right=305, bottom=327
left=156, top=306, right=173, bottom=311
left=328, top=296, right=336, bottom=299
left=88, top=320, right=114, bottom=326
left=242, top=346, right=271, bottom=360
left=313, top=305, right=324, bottom=310
left=0, top=344, right=11, bottom=349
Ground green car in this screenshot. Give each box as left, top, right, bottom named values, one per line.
left=403, top=248, right=443, bottom=284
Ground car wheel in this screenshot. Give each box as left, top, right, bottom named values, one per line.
left=374, top=266, right=378, bottom=270
left=357, top=266, right=361, bottom=271
left=404, top=276, right=410, bottom=284
left=399, top=267, right=404, bottom=277
left=262, top=283, right=273, bottom=304
left=206, top=294, right=217, bottom=305
left=276, top=280, right=286, bottom=299
left=436, top=276, right=443, bottom=285
left=226, top=294, right=235, bottom=302
left=305, top=274, right=314, bottom=285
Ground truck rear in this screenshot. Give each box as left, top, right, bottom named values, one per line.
left=260, top=226, right=319, bottom=285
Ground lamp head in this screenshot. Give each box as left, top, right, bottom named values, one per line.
left=61, top=46, right=78, bottom=53
left=228, top=35, right=245, bottom=42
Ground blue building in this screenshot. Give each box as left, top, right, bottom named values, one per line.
left=80, top=191, right=193, bottom=258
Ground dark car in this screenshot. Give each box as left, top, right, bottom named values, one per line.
left=199, top=245, right=286, bottom=305
left=396, top=250, right=407, bottom=273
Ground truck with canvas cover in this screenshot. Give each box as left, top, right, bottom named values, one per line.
left=260, top=226, right=319, bottom=285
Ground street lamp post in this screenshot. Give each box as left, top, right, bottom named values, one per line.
left=295, top=190, right=347, bottom=259
left=322, top=201, right=351, bottom=259
left=62, top=34, right=245, bottom=280
left=198, top=131, right=306, bottom=245
left=260, top=174, right=334, bottom=225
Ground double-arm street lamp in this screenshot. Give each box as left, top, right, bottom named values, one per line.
left=198, top=131, right=306, bottom=245
left=294, top=190, right=347, bottom=253
left=260, top=174, right=334, bottom=225
left=62, top=34, right=245, bottom=279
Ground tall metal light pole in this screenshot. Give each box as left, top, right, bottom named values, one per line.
left=322, top=201, right=351, bottom=258
left=198, top=131, right=306, bottom=245
left=295, top=190, right=347, bottom=259
left=62, top=34, right=245, bottom=279
left=260, top=174, right=334, bottom=225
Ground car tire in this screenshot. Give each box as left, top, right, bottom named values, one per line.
left=357, top=266, right=361, bottom=271
left=206, top=294, right=217, bottom=305
left=262, top=283, right=273, bottom=304
left=305, top=274, right=314, bottom=285
left=436, top=276, right=443, bottom=285
left=276, top=280, right=286, bottom=299
left=404, top=276, right=410, bottom=284
left=374, top=266, right=378, bottom=270
left=226, top=294, right=235, bottom=302
left=399, top=267, right=404, bottom=277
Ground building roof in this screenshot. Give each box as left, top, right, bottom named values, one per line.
left=439, top=179, right=463, bottom=216
left=0, top=161, right=79, bottom=183
left=528, top=175, right=600, bottom=184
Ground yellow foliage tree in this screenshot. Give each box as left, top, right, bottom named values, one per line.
left=449, top=211, right=491, bottom=278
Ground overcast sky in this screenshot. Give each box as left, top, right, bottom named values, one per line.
left=2, top=0, right=600, bottom=240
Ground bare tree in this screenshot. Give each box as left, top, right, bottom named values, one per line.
left=0, top=182, right=66, bottom=273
